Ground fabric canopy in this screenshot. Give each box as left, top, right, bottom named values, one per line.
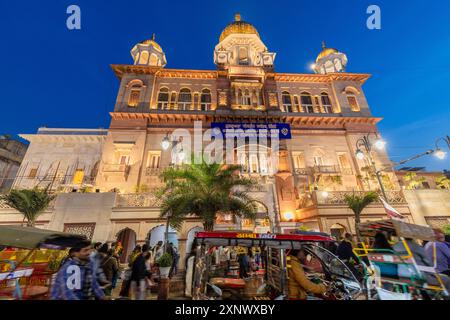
left=0, top=225, right=88, bottom=249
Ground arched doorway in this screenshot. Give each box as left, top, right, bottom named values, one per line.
left=330, top=223, right=346, bottom=240
left=116, top=228, right=137, bottom=264
left=185, top=226, right=203, bottom=256
left=147, top=225, right=179, bottom=249
left=241, top=200, right=271, bottom=233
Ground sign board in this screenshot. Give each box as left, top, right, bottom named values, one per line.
left=211, top=123, right=292, bottom=140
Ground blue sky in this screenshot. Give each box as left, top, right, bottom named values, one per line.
left=0, top=0, right=449, bottom=171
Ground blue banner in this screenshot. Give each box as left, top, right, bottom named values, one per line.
left=211, top=122, right=292, bottom=140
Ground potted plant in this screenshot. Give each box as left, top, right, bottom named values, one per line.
left=157, top=253, right=173, bottom=279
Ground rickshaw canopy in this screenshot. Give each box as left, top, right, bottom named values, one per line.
left=0, top=225, right=88, bottom=249
left=195, top=231, right=333, bottom=249
left=359, top=220, right=436, bottom=241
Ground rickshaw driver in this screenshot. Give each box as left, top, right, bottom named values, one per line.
left=287, top=248, right=327, bottom=300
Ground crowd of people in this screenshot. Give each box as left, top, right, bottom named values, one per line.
left=50, top=240, right=180, bottom=300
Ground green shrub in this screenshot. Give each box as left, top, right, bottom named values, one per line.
left=157, top=253, right=173, bottom=267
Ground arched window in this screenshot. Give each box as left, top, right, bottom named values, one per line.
left=139, top=51, right=149, bottom=65
left=301, top=92, right=314, bottom=113
left=127, top=81, right=143, bottom=107
left=321, top=93, right=333, bottom=113
left=178, top=88, right=192, bottom=110
left=347, top=93, right=360, bottom=112
left=149, top=53, right=158, bottom=66
left=282, top=91, right=292, bottom=113
left=242, top=89, right=251, bottom=106
left=200, top=89, right=212, bottom=111
left=157, top=87, right=169, bottom=110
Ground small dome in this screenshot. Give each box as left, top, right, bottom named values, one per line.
left=219, top=13, right=260, bottom=42
left=140, top=34, right=163, bottom=52
left=316, top=41, right=338, bottom=63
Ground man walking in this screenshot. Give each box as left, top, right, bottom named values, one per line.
left=51, top=241, right=106, bottom=300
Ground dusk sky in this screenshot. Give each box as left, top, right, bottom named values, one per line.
left=1, top=0, right=449, bottom=171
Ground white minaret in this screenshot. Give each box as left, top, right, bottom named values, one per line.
left=131, top=34, right=167, bottom=67
left=313, top=41, right=348, bottom=74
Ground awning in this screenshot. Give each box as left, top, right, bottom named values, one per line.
left=0, top=225, right=88, bottom=249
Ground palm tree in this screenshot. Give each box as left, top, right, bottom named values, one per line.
left=344, top=191, right=378, bottom=242
left=158, top=159, right=258, bottom=231
left=0, top=188, right=56, bottom=227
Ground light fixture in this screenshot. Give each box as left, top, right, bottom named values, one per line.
left=356, top=150, right=365, bottom=160
left=309, top=63, right=316, bottom=71
left=321, top=191, right=329, bottom=198
left=434, top=148, right=447, bottom=160
left=161, top=135, right=170, bottom=151
left=374, top=139, right=386, bottom=150
left=283, top=212, right=294, bottom=221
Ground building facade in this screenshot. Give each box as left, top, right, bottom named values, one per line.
left=2, top=14, right=424, bottom=261
left=0, top=135, right=27, bottom=192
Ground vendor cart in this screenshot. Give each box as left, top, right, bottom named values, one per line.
left=0, top=225, right=87, bottom=300
left=188, top=231, right=362, bottom=300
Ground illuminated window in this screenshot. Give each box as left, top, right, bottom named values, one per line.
left=347, top=95, right=360, bottom=112
left=118, top=154, right=130, bottom=165
left=292, top=152, right=306, bottom=169
left=149, top=53, right=158, bottom=66
left=72, top=169, right=84, bottom=185
left=313, top=156, right=324, bottom=166
left=28, top=168, right=38, bottom=179
left=139, top=51, right=149, bottom=65
left=147, top=151, right=161, bottom=168
left=157, top=88, right=169, bottom=109
left=249, top=154, right=259, bottom=173
left=321, top=93, right=333, bottom=113
left=301, top=92, right=314, bottom=113
left=128, top=89, right=140, bottom=107
left=242, top=90, right=252, bottom=106
left=178, top=88, right=192, bottom=110
left=282, top=91, right=292, bottom=113
left=200, top=89, right=212, bottom=111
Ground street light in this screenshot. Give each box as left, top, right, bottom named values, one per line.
left=355, top=133, right=388, bottom=201
left=161, top=134, right=170, bottom=151
left=435, top=136, right=449, bottom=160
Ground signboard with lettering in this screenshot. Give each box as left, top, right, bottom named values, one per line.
left=211, top=123, right=292, bottom=140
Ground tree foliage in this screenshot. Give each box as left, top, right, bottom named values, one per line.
left=344, top=191, right=378, bottom=241
left=157, top=159, right=258, bottom=231
left=0, top=188, right=55, bottom=227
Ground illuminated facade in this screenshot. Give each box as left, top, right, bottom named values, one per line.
left=1, top=14, right=421, bottom=260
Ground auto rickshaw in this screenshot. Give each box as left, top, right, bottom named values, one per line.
left=354, top=219, right=449, bottom=300
left=187, top=231, right=363, bottom=300
left=0, top=225, right=87, bottom=300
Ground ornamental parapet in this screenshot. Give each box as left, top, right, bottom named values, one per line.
left=313, top=190, right=407, bottom=205
left=115, top=193, right=161, bottom=208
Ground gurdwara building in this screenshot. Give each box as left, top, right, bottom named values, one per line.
left=0, top=14, right=417, bottom=262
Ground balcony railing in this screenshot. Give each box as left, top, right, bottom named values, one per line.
left=115, top=193, right=161, bottom=208
left=145, top=167, right=165, bottom=176
left=294, top=168, right=310, bottom=176
left=103, top=164, right=130, bottom=173
left=314, top=190, right=407, bottom=205
left=313, top=165, right=341, bottom=174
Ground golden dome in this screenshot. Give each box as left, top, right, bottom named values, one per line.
left=219, top=13, right=260, bottom=42
left=316, top=41, right=338, bottom=62
left=140, top=34, right=163, bottom=52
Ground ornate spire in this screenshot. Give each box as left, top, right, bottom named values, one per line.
left=235, top=13, right=241, bottom=21
left=152, top=33, right=156, bottom=41
left=322, top=41, right=326, bottom=49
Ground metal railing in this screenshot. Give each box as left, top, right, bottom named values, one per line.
left=102, top=164, right=129, bottom=173
left=313, top=165, right=341, bottom=174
